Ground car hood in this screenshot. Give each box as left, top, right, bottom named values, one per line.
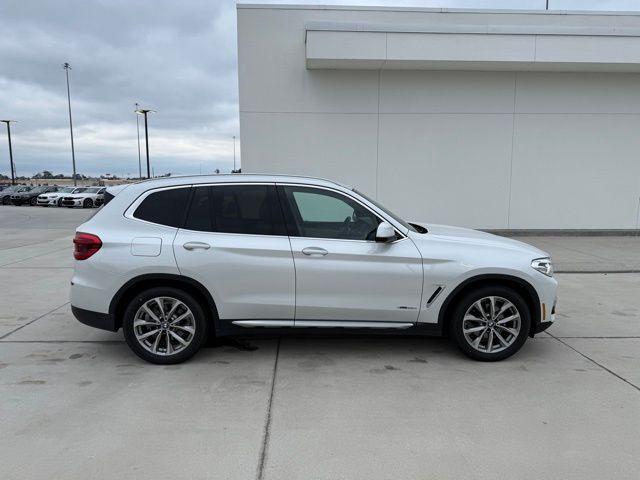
left=66, top=193, right=97, bottom=198
left=409, top=222, right=549, bottom=258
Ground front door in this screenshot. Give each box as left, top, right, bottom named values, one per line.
left=173, top=184, right=295, bottom=323
left=278, top=185, right=423, bottom=325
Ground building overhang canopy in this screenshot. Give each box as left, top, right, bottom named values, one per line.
left=306, top=21, right=640, bottom=72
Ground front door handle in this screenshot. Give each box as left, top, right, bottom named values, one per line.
left=302, top=246, right=328, bottom=256
left=183, top=241, right=211, bottom=251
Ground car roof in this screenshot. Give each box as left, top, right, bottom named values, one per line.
left=116, top=174, right=353, bottom=197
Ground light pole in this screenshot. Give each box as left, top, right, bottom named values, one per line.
left=1, top=120, right=16, bottom=184
left=135, top=108, right=154, bottom=178
left=63, top=63, right=77, bottom=186
left=232, top=135, right=236, bottom=173
left=546, top=0, right=549, bottom=9
left=135, top=102, right=142, bottom=179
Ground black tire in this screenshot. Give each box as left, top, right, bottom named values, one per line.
left=57, top=198, right=63, bottom=207
left=30, top=197, right=38, bottom=206
left=450, top=285, right=531, bottom=362
left=83, top=198, right=93, bottom=208
left=122, top=287, right=209, bottom=364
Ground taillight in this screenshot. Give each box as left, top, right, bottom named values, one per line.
left=73, top=232, right=102, bottom=260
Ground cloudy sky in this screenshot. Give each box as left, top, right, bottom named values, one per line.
left=1, top=0, right=638, bottom=178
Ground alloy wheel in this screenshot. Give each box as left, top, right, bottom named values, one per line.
left=462, top=296, right=521, bottom=354
left=133, top=297, right=196, bottom=356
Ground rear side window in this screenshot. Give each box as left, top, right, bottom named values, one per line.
left=134, top=187, right=190, bottom=227
left=184, top=187, right=212, bottom=232
left=183, top=184, right=286, bottom=236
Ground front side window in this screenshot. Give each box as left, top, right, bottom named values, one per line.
left=133, top=187, right=190, bottom=227
left=281, top=186, right=381, bottom=241
left=183, top=184, right=285, bottom=236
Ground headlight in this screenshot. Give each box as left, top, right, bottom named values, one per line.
left=531, top=257, right=554, bottom=277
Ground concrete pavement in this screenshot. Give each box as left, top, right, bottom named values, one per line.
left=0, top=205, right=639, bottom=480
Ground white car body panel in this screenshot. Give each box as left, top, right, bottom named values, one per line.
left=70, top=175, right=558, bottom=337
left=62, top=188, right=106, bottom=207
left=289, top=235, right=422, bottom=323
left=37, top=187, right=86, bottom=206
left=174, top=229, right=295, bottom=320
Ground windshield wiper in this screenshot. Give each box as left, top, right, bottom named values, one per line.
left=408, top=223, right=428, bottom=234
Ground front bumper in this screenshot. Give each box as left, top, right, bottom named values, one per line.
left=62, top=198, right=83, bottom=207
left=37, top=198, right=58, bottom=206
left=71, top=305, right=117, bottom=332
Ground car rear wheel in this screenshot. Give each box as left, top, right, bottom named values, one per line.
left=30, top=197, right=37, bottom=206
left=450, top=285, right=531, bottom=361
left=123, top=287, right=208, bottom=364
left=57, top=198, right=63, bottom=207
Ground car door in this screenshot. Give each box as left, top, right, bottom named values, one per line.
left=278, top=184, right=423, bottom=325
left=173, top=183, right=295, bottom=324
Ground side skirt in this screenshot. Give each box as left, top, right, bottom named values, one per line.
left=215, top=319, right=443, bottom=338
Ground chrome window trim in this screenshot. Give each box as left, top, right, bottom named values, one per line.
left=124, top=181, right=408, bottom=243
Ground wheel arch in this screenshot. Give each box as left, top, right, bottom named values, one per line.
left=438, top=274, right=541, bottom=337
left=109, top=274, right=219, bottom=334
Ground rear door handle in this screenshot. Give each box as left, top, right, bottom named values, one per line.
left=302, top=246, right=328, bottom=256
left=183, top=241, right=211, bottom=251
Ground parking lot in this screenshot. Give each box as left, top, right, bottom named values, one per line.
left=1, top=205, right=639, bottom=480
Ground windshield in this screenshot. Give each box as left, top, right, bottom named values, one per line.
left=353, top=189, right=416, bottom=233
left=18, top=186, right=32, bottom=192
left=84, top=187, right=102, bottom=193
left=60, top=187, right=74, bottom=193
left=31, top=187, right=47, bottom=193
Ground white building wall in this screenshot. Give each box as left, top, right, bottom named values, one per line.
left=238, top=5, right=640, bottom=230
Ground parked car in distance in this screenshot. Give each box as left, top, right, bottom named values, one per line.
left=11, top=186, right=59, bottom=206
left=2, top=185, right=32, bottom=205
left=38, top=187, right=87, bottom=207
left=71, top=175, right=558, bottom=364
left=61, top=187, right=106, bottom=208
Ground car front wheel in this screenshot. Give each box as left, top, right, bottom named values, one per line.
left=450, top=285, right=531, bottom=361
left=122, top=287, right=209, bottom=364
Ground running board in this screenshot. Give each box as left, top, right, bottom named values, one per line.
left=232, top=320, right=413, bottom=329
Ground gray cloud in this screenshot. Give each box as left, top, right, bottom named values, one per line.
left=0, top=0, right=637, bottom=177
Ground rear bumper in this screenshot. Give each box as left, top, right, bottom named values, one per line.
left=71, top=305, right=118, bottom=332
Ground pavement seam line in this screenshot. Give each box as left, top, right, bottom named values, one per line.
left=257, top=337, right=281, bottom=480
left=546, top=332, right=640, bottom=393
left=0, top=340, right=125, bottom=344
left=0, top=246, right=71, bottom=268
left=0, top=302, right=70, bottom=340
left=555, top=270, right=640, bottom=274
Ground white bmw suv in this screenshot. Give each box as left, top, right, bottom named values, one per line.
left=71, top=175, right=557, bottom=364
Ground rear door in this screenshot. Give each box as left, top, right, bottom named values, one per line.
left=173, top=183, right=295, bottom=324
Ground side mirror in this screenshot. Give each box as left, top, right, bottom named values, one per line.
left=375, top=222, right=396, bottom=242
